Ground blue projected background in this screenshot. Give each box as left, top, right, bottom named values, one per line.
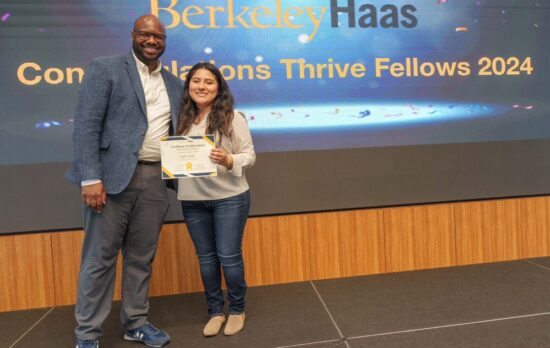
left=1, top=0, right=550, bottom=234
left=0, top=0, right=549, bottom=164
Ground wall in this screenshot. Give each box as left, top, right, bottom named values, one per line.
left=1, top=196, right=548, bottom=312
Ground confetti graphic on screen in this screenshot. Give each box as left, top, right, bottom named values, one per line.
left=241, top=102, right=506, bottom=131
left=35, top=121, right=62, bottom=129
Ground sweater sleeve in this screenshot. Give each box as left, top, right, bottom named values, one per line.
left=228, top=111, right=256, bottom=177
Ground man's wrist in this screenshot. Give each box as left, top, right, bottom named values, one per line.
left=81, top=179, right=102, bottom=186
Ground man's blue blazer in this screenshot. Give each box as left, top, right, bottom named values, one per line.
left=65, top=53, right=183, bottom=194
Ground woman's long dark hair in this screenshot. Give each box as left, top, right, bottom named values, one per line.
left=176, top=62, right=234, bottom=144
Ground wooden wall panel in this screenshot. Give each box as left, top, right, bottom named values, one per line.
left=337, top=210, right=385, bottom=277
left=149, top=224, right=203, bottom=296
left=0, top=233, right=55, bottom=311
left=307, top=212, right=341, bottom=280
left=52, top=230, right=123, bottom=305
left=455, top=199, right=520, bottom=265
left=3, top=196, right=550, bottom=312
left=52, top=226, right=201, bottom=304
left=51, top=231, right=83, bottom=306
left=308, top=209, right=385, bottom=280
left=243, top=215, right=310, bottom=285
left=547, top=197, right=550, bottom=255
left=384, top=204, right=456, bottom=272
left=517, top=197, right=549, bottom=259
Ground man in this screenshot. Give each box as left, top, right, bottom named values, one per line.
left=65, top=15, right=182, bottom=348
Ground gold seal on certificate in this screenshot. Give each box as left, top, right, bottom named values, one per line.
left=159, top=135, right=217, bottom=179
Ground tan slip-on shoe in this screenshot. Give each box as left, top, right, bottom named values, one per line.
left=224, top=313, right=246, bottom=336
left=203, top=315, right=225, bottom=337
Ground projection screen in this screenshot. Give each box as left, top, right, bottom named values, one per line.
left=1, top=0, right=550, bottom=234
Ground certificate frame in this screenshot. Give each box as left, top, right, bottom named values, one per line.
left=159, top=135, right=217, bottom=179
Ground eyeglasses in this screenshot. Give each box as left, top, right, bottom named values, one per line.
left=134, top=31, right=166, bottom=42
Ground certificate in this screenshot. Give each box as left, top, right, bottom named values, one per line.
left=159, top=135, right=217, bottom=179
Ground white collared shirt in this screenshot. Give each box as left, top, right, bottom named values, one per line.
left=133, top=52, right=172, bottom=162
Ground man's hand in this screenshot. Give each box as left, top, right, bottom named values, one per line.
left=82, top=182, right=107, bottom=213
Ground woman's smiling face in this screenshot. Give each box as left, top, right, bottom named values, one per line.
left=189, top=68, right=219, bottom=109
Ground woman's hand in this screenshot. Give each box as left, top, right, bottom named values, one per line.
left=210, top=147, right=234, bottom=169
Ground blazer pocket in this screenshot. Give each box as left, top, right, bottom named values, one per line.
left=100, top=137, right=111, bottom=149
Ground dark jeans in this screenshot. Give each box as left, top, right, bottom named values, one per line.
left=181, top=190, right=251, bottom=316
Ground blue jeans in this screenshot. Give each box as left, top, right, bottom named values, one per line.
left=181, top=190, right=250, bottom=316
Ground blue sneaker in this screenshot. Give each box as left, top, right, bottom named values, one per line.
left=124, top=323, right=170, bottom=347
left=75, top=339, right=99, bottom=348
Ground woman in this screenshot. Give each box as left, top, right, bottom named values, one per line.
left=176, top=62, right=256, bottom=337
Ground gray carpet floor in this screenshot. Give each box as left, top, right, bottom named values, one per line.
left=3, top=258, right=550, bottom=348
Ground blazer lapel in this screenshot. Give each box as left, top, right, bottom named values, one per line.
left=125, top=54, right=147, bottom=117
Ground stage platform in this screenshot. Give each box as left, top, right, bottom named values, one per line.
left=3, top=258, right=550, bottom=348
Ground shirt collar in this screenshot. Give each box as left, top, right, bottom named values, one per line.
left=132, top=51, right=162, bottom=75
